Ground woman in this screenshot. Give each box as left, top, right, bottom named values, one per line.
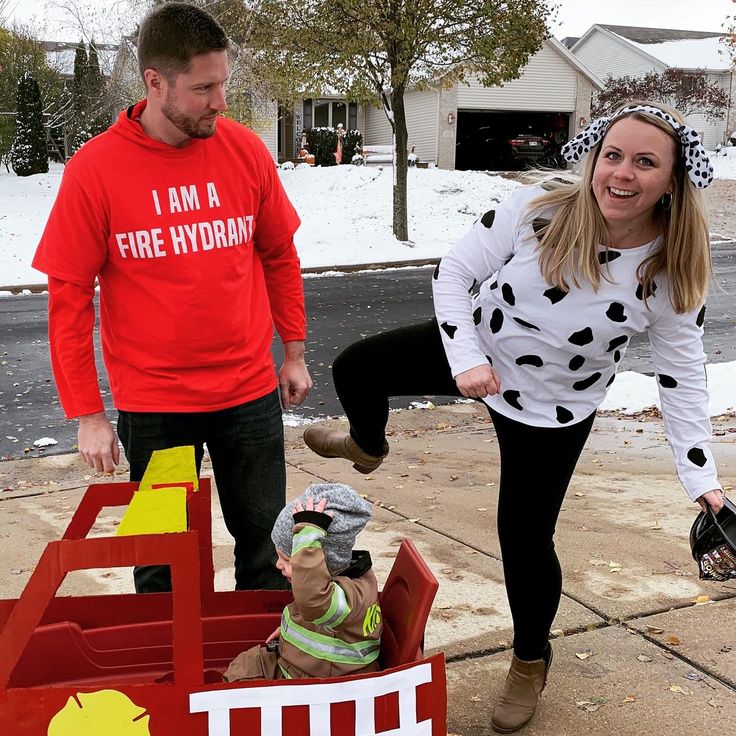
left=304, top=102, right=726, bottom=733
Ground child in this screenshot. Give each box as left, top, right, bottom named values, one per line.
left=224, top=483, right=382, bottom=681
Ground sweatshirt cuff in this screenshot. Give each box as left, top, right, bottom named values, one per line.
left=293, top=509, right=333, bottom=531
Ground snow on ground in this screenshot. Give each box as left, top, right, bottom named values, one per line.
left=711, top=146, right=736, bottom=181
left=281, top=164, right=519, bottom=268
left=0, top=160, right=734, bottom=418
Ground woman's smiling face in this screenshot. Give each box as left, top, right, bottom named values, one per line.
left=591, top=116, right=677, bottom=243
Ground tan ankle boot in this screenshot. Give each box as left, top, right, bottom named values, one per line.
left=303, top=427, right=388, bottom=474
left=491, top=649, right=552, bottom=733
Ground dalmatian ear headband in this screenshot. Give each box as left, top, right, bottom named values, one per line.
left=561, top=104, right=713, bottom=189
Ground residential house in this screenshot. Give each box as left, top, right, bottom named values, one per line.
left=357, top=37, right=602, bottom=170
left=570, top=25, right=735, bottom=148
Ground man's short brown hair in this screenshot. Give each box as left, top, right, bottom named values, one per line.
left=137, top=2, right=229, bottom=82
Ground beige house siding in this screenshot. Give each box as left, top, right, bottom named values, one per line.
left=363, top=91, right=440, bottom=164
left=364, top=104, right=392, bottom=145
left=456, top=43, right=580, bottom=112
left=251, top=99, right=279, bottom=160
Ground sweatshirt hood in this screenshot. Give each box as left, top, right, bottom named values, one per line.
left=109, top=99, right=206, bottom=155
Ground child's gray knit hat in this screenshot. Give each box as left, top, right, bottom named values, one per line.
left=271, top=483, right=372, bottom=574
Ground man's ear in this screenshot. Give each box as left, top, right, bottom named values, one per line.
left=143, top=68, right=166, bottom=98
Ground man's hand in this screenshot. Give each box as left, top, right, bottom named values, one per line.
left=78, top=411, right=120, bottom=473
left=455, top=364, right=501, bottom=399
left=279, top=341, right=313, bottom=409
left=697, top=489, right=726, bottom=514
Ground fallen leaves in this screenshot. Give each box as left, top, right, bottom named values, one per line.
left=575, top=695, right=606, bottom=713
left=636, top=654, right=653, bottom=662
left=575, top=650, right=594, bottom=660
left=665, top=635, right=682, bottom=646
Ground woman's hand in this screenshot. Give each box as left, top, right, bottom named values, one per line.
left=455, top=364, right=501, bottom=399
left=697, top=489, right=726, bottom=514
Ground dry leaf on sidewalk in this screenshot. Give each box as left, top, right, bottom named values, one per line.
left=665, top=635, right=682, bottom=646
left=575, top=650, right=594, bottom=660
left=645, top=625, right=664, bottom=634
left=636, top=654, right=653, bottom=662
left=576, top=696, right=606, bottom=713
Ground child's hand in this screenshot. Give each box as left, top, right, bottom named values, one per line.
left=295, top=496, right=332, bottom=515
left=265, top=626, right=280, bottom=643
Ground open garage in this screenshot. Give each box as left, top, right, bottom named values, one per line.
left=455, top=110, right=570, bottom=171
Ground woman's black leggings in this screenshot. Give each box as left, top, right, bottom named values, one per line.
left=332, top=318, right=595, bottom=661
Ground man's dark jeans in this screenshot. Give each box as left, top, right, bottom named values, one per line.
left=117, top=389, right=287, bottom=593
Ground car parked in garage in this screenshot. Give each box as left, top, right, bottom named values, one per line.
left=508, top=133, right=551, bottom=162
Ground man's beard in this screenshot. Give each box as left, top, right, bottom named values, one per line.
left=162, top=97, right=218, bottom=140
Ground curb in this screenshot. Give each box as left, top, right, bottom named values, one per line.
left=1, top=259, right=441, bottom=294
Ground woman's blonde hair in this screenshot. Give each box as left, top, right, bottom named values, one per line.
left=529, top=100, right=711, bottom=313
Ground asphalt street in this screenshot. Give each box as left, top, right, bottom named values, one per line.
left=1, top=241, right=734, bottom=461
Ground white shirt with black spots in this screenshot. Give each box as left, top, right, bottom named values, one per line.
left=432, top=185, right=721, bottom=501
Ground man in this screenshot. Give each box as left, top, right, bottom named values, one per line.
left=33, top=2, right=312, bottom=593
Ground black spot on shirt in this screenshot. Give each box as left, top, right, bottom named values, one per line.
left=433, top=262, right=440, bottom=280
left=635, top=281, right=658, bottom=300
left=569, top=355, right=585, bottom=371
left=489, top=279, right=499, bottom=290
left=613, top=350, right=622, bottom=363
left=481, top=210, right=496, bottom=228
left=502, top=283, right=516, bottom=306
left=473, top=307, right=482, bottom=325
left=658, top=374, right=678, bottom=388
left=513, top=317, right=540, bottom=331
left=503, top=390, right=523, bottom=411
left=696, top=305, right=706, bottom=327
left=543, top=286, right=567, bottom=304
left=468, top=279, right=478, bottom=294
left=598, top=250, right=622, bottom=265
left=687, top=447, right=707, bottom=467
left=607, top=335, right=628, bottom=352
left=555, top=406, right=574, bottom=424
left=486, top=355, right=493, bottom=365
left=606, top=302, right=627, bottom=323
left=573, top=372, right=602, bottom=391
left=569, top=327, right=594, bottom=346
left=441, top=322, right=457, bottom=339
left=605, top=373, right=615, bottom=388
left=516, top=355, right=544, bottom=367
left=490, top=309, right=504, bottom=334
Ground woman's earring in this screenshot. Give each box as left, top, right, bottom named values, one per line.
left=661, top=191, right=673, bottom=211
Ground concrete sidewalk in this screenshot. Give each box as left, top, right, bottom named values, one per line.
left=1, top=402, right=735, bottom=734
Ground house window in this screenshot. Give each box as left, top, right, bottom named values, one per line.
left=314, top=100, right=330, bottom=127
left=304, top=99, right=357, bottom=129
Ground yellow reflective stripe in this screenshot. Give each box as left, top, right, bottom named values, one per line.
left=313, top=582, right=351, bottom=628
left=281, top=607, right=380, bottom=665
left=292, top=525, right=326, bottom=556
